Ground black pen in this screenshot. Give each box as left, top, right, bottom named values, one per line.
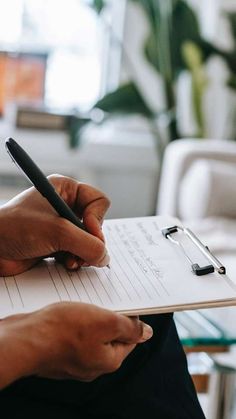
left=5, top=137, right=110, bottom=268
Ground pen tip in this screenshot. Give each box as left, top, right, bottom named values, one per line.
left=107, top=264, right=111, bottom=269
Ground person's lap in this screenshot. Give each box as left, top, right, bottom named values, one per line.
left=0, top=314, right=206, bottom=419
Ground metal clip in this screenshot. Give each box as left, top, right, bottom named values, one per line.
left=162, top=226, right=226, bottom=276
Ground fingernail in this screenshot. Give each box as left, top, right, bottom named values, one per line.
left=71, top=261, right=79, bottom=270
left=96, top=252, right=110, bottom=268
left=141, top=323, right=153, bottom=341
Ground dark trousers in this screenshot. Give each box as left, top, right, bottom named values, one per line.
left=0, top=314, right=206, bottom=418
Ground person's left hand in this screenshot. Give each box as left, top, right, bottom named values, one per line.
left=0, top=174, right=110, bottom=276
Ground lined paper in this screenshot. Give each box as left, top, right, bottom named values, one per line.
left=1, top=216, right=236, bottom=318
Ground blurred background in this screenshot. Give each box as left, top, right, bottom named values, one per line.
left=0, top=0, right=235, bottom=215
left=0, top=1, right=236, bottom=417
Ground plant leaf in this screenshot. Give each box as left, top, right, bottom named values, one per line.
left=136, top=0, right=202, bottom=76
left=91, top=0, right=106, bottom=14
left=94, top=82, right=154, bottom=118
left=130, top=0, right=157, bottom=27
left=228, top=75, right=236, bottom=90
left=171, top=0, right=201, bottom=73
left=66, top=114, right=91, bottom=148
left=144, top=32, right=160, bottom=72
left=226, top=12, right=236, bottom=44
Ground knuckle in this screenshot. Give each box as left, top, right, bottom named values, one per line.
left=103, top=312, right=121, bottom=336
left=47, top=174, right=65, bottom=194
left=102, top=195, right=111, bottom=210
left=93, top=187, right=110, bottom=205
left=47, top=174, right=64, bottom=185
left=109, top=314, right=121, bottom=335
left=135, top=320, right=144, bottom=339
left=129, top=318, right=143, bottom=340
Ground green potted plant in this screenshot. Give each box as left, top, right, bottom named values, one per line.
left=69, top=0, right=236, bottom=148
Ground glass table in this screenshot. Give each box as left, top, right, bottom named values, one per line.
left=175, top=310, right=236, bottom=349
left=174, top=310, right=236, bottom=419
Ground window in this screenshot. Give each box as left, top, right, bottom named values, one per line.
left=0, top=0, right=126, bottom=112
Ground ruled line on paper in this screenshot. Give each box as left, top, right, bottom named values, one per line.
left=14, top=277, right=25, bottom=307
left=65, top=270, right=82, bottom=302
left=111, top=241, right=153, bottom=300
left=51, top=264, right=71, bottom=301
left=109, top=247, right=142, bottom=301
left=58, top=266, right=82, bottom=302
left=5, top=277, right=24, bottom=308
left=74, top=270, right=93, bottom=304
left=96, top=267, right=123, bottom=303
left=91, top=268, right=115, bottom=304
left=83, top=269, right=104, bottom=306
left=46, top=264, right=62, bottom=301
left=98, top=258, right=133, bottom=302
left=105, top=266, right=133, bottom=302
left=107, top=223, right=170, bottom=298
left=110, top=230, right=163, bottom=299
left=3, top=277, right=14, bottom=308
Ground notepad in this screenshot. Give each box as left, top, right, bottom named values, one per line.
left=1, top=215, right=236, bottom=319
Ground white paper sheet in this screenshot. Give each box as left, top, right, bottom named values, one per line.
left=1, top=216, right=236, bottom=318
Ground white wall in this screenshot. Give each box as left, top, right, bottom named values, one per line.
left=0, top=115, right=159, bottom=218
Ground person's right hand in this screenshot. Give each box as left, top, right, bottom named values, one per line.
left=0, top=302, right=153, bottom=390
left=0, top=175, right=111, bottom=276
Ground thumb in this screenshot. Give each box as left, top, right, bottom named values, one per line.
left=105, top=317, right=153, bottom=370
left=114, top=315, right=153, bottom=344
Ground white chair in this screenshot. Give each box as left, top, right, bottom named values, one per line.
left=157, top=139, right=236, bottom=419
left=157, top=139, right=236, bottom=218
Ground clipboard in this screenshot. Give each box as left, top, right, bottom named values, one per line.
left=0, top=215, right=236, bottom=319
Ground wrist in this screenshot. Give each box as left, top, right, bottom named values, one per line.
left=0, top=316, right=41, bottom=389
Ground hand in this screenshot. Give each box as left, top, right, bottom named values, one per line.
left=0, top=175, right=110, bottom=276
left=0, top=302, right=153, bottom=389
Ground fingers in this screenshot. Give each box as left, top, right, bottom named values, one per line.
left=83, top=211, right=105, bottom=243
left=49, top=176, right=110, bottom=241
left=99, top=316, right=153, bottom=375
left=108, top=341, right=137, bottom=370
left=76, top=189, right=110, bottom=243
left=0, top=257, right=41, bottom=277
left=45, top=176, right=111, bottom=265
left=82, top=194, right=110, bottom=242
left=58, top=219, right=110, bottom=267
left=97, top=317, right=153, bottom=375
left=54, top=252, right=85, bottom=270
left=104, top=313, right=153, bottom=344
left=116, top=315, right=153, bottom=343
left=74, top=182, right=110, bottom=222
left=80, top=317, right=153, bottom=379
left=80, top=340, right=138, bottom=381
